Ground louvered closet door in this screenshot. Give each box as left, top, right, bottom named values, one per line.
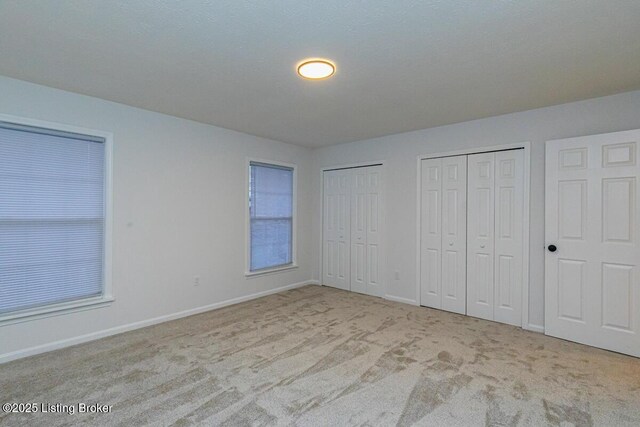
left=545, top=130, right=640, bottom=357
left=351, top=165, right=384, bottom=297
left=323, top=169, right=351, bottom=290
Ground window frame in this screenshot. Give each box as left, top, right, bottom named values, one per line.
left=245, top=158, right=298, bottom=277
left=0, top=114, right=114, bottom=325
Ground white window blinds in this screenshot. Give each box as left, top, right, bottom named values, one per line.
left=249, top=162, right=294, bottom=271
left=0, top=122, right=106, bottom=315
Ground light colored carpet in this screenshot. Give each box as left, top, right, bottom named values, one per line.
left=1, top=285, right=639, bottom=426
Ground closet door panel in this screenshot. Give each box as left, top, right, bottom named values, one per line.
left=365, top=166, right=383, bottom=297
left=420, top=159, right=442, bottom=308
left=467, top=153, right=495, bottom=320
left=441, top=156, right=467, bottom=314
left=494, top=150, right=524, bottom=326
left=323, top=170, right=351, bottom=290
left=351, top=169, right=368, bottom=294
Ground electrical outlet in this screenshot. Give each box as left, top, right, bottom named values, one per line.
left=394, top=271, right=400, bottom=280
left=193, top=276, right=200, bottom=286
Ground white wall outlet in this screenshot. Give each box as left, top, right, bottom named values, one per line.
left=193, top=276, right=200, bottom=286
left=394, top=271, right=400, bottom=280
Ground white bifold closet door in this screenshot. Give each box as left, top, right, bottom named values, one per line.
left=323, top=169, right=351, bottom=290
left=420, top=156, right=467, bottom=314
left=323, top=166, right=384, bottom=297
left=350, top=166, right=384, bottom=297
left=467, top=150, right=524, bottom=326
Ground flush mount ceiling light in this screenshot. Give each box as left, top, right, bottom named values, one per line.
left=297, top=59, right=336, bottom=80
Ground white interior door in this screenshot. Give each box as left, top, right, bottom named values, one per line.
left=545, top=130, right=640, bottom=357
left=467, top=152, right=496, bottom=320
left=441, top=156, right=467, bottom=314
left=351, top=166, right=384, bottom=297
left=323, top=169, right=350, bottom=290
left=493, top=150, right=524, bottom=326
left=420, top=158, right=442, bottom=308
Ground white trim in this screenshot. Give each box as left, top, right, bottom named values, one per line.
left=319, top=160, right=387, bottom=297
left=0, top=280, right=315, bottom=364
left=415, top=142, right=533, bottom=330
left=245, top=264, right=298, bottom=278
left=521, top=143, right=532, bottom=332
left=0, top=296, right=114, bottom=327
left=245, top=157, right=298, bottom=275
left=0, top=113, right=114, bottom=324
left=384, top=295, right=419, bottom=306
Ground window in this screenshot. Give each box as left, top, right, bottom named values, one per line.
left=248, top=161, right=295, bottom=273
left=0, top=120, right=110, bottom=320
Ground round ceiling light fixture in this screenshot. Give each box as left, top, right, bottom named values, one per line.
left=297, top=59, right=336, bottom=80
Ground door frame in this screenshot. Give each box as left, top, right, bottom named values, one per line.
left=319, top=160, right=387, bottom=297
left=416, top=142, right=533, bottom=331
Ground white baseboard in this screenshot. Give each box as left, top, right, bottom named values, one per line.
left=524, top=323, right=545, bottom=334
left=384, top=294, right=419, bottom=306
left=0, top=280, right=314, bottom=364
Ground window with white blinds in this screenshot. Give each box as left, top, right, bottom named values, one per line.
left=249, top=162, right=295, bottom=272
left=0, top=121, right=107, bottom=316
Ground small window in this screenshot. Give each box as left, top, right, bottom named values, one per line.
left=248, top=161, right=295, bottom=272
left=0, top=121, right=108, bottom=318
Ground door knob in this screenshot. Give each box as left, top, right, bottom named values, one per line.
left=548, top=244, right=557, bottom=252
left=448, top=242, right=454, bottom=246
left=480, top=244, right=485, bottom=248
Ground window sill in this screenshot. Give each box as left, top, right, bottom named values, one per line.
left=245, top=264, right=298, bottom=278
left=0, top=295, right=114, bottom=326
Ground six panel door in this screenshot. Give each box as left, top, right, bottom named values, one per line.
left=545, top=130, right=640, bottom=357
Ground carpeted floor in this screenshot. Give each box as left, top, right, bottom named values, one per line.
left=1, top=285, right=639, bottom=426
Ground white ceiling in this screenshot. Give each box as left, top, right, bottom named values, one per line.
left=1, top=1, right=639, bottom=148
